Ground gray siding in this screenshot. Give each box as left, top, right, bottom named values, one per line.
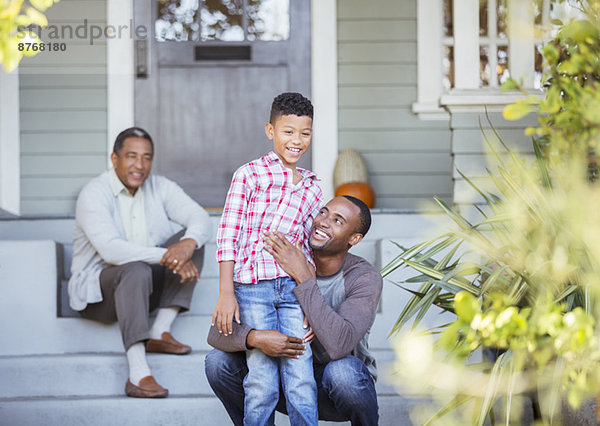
left=337, top=0, right=453, bottom=210
left=19, top=0, right=108, bottom=216
left=451, top=112, right=537, bottom=208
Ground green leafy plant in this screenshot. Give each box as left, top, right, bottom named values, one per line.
left=0, top=0, right=59, bottom=73
left=386, top=5, right=600, bottom=424
left=387, top=127, right=600, bottom=424
left=502, top=14, right=600, bottom=177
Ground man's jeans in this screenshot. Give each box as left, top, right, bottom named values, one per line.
left=234, top=277, right=318, bottom=426
left=205, top=350, right=379, bottom=426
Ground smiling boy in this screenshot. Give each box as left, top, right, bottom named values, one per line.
left=213, top=93, right=322, bottom=425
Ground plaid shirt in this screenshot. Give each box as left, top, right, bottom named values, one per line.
left=216, top=151, right=323, bottom=284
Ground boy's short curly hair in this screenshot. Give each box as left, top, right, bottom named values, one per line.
left=269, top=92, right=314, bottom=123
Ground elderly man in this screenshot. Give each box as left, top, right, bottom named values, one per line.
left=68, top=127, right=212, bottom=398
left=205, top=196, right=382, bottom=425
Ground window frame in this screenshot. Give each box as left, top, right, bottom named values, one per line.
left=155, top=0, right=291, bottom=43
left=413, top=0, right=543, bottom=120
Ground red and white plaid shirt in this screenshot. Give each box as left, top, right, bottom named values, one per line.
left=216, top=151, right=323, bottom=284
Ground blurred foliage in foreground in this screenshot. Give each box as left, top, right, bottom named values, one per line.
left=385, top=2, right=600, bottom=424
left=0, top=0, right=59, bottom=73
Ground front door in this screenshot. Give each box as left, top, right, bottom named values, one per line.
left=134, top=0, right=311, bottom=208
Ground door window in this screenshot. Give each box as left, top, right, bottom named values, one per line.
left=155, top=0, right=289, bottom=42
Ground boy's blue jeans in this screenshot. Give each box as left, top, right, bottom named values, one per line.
left=234, top=277, right=318, bottom=426
left=204, top=351, right=380, bottom=426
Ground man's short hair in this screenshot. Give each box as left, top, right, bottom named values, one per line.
left=342, top=195, right=372, bottom=237
left=269, top=92, right=314, bottom=123
left=113, top=127, right=154, bottom=155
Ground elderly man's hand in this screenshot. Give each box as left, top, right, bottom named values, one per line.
left=176, top=259, right=200, bottom=283
left=247, top=329, right=306, bottom=358
left=161, top=238, right=197, bottom=274
left=262, top=230, right=314, bottom=284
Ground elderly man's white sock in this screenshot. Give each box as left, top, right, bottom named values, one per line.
left=149, top=306, right=179, bottom=340
left=127, top=342, right=151, bottom=385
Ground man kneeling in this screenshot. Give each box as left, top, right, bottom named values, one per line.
left=205, top=196, right=382, bottom=425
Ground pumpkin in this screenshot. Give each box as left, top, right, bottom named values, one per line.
left=334, top=182, right=376, bottom=208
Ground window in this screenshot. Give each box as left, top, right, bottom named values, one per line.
left=155, top=0, right=289, bottom=42
left=414, top=0, right=584, bottom=119
left=442, top=0, right=510, bottom=90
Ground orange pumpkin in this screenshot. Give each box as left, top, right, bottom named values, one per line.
left=334, top=182, right=376, bottom=208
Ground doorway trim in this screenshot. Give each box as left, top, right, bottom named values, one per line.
left=106, top=0, right=338, bottom=199
left=0, top=69, right=20, bottom=215
left=106, top=0, right=135, bottom=164
left=311, top=0, right=338, bottom=200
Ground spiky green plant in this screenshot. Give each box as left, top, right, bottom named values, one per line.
left=386, top=7, right=600, bottom=424
left=387, top=131, right=600, bottom=424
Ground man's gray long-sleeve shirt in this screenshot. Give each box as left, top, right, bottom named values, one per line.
left=68, top=171, right=212, bottom=311
left=208, top=253, right=383, bottom=379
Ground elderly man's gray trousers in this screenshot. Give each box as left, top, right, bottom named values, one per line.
left=80, top=232, right=204, bottom=350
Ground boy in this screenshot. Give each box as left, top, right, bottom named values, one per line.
left=213, top=92, right=322, bottom=426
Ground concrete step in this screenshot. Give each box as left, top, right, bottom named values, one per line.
left=0, top=394, right=425, bottom=426
left=0, top=352, right=212, bottom=399
left=0, top=350, right=399, bottom=399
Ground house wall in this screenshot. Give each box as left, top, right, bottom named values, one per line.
left=450, top=110, right=537, bottom=210
left=337, top=0, right=453, bottom=210
left=18, top=0, right=108, bottom=216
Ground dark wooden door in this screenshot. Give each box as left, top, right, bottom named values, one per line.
left=134, top=0, right=311, bottom=208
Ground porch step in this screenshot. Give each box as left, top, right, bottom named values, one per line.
left=0, top=349, right=413, bottom=426
left=0, top=394, right=424, bottom=426
left=0, top=350, right=398, bottom=400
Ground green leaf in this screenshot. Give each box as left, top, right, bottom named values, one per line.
left=554, top=284, right=579, bottom=303
left=454, top=291, right=479, bottom=322
left=433, top=196, right=474, bottom=231
left=541, top=85, right=561, bottom=114
left=532, top=138, right=551, bottom=189
left=434, top=240, right=464, bottom=271
left=414, top=235, right=459, bottom=263
left=25, top=6, right=48, bottom=27
left=402, top=259, right=478, bottom=294
left=29, top=0, right=56, bottom=12
left=547, top=358, right=565, bottom=424
left=479, top=264, right=511, bottom=296
left=423, top=394, right=474, bottom=426
left=501, top=78, right=520, bottom=92
left=380, top=239, right=441, bottom=277
left=559, top=19, right=598, bottom=44
left=412, top=287, right=442, bottom=330
left=457, top=169, right=500, bottom=212
left=503, top=101, right=532, bottom=121
left=476, top=352, right=511, bottom=426
left=388, top=281, right=434, bottom=336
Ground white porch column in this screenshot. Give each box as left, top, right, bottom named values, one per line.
left=0, top=69, right=20, bottom=216
left=453, top=0, right=480, bottom=89
left=508, top=0, right=535, bottom=87
left=311, top=0, right=338, bottom=200
left=106, top=0, right=135, bottom=159
left=412, top=0, right=447, bottom=119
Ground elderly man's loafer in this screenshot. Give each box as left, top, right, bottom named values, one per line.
left=146, top=331, right=192, bottom=355
left=125, top=376, right=168, bottom=398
